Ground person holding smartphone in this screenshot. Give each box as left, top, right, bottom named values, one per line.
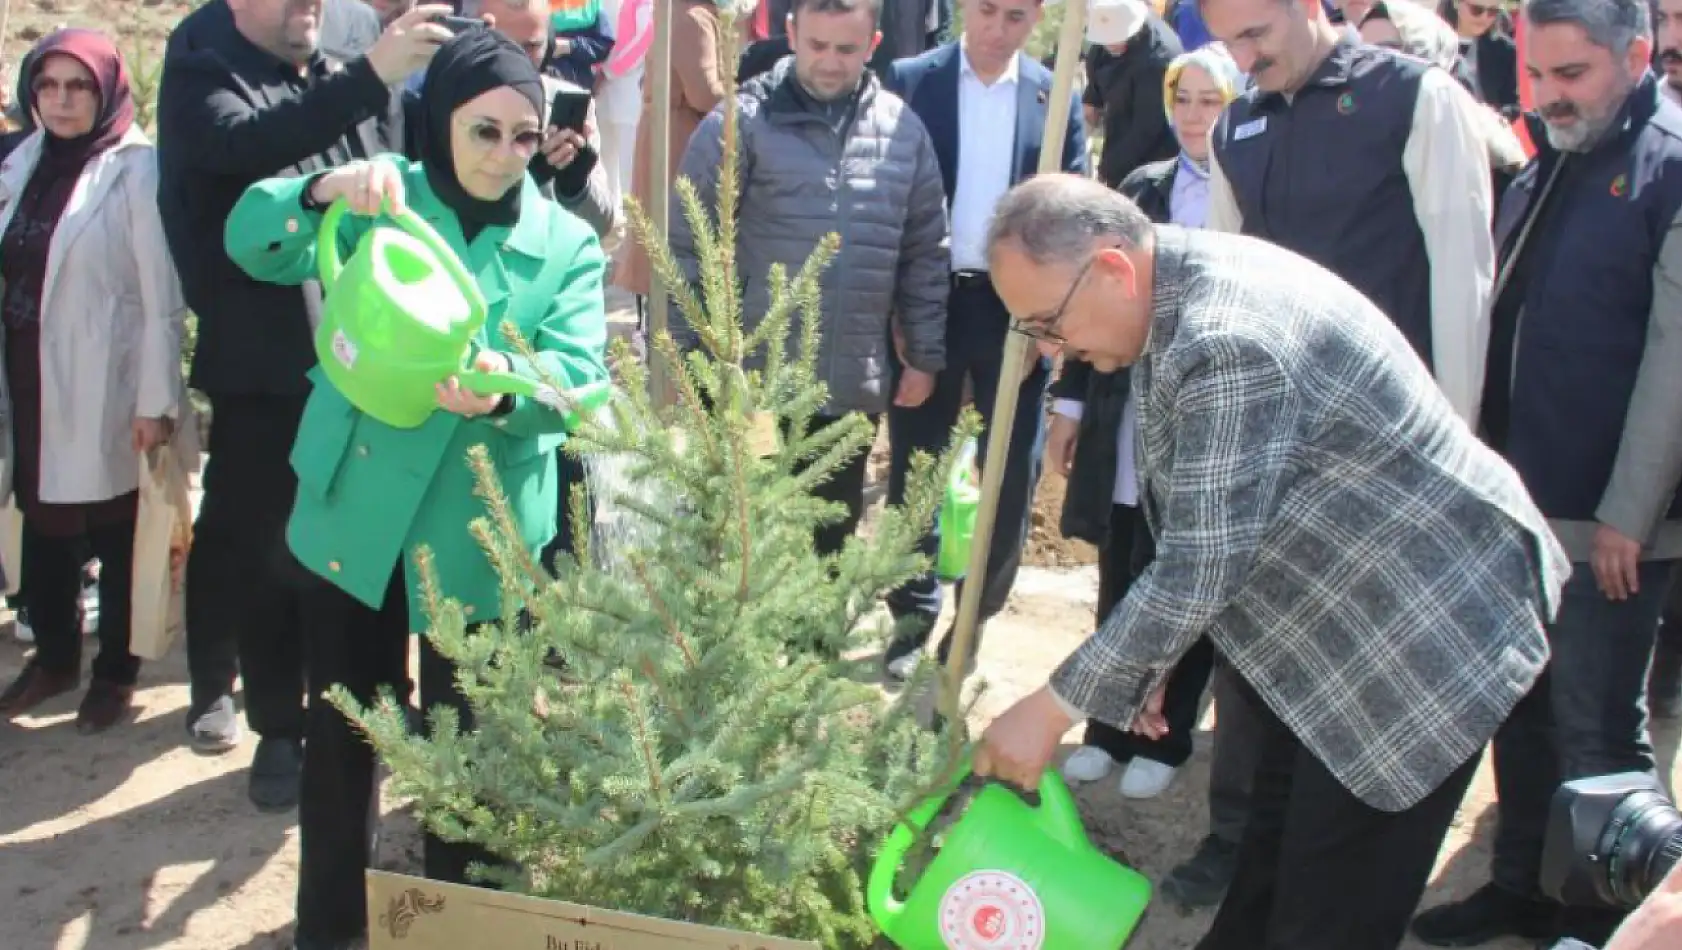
left=400, top=0, right=615, bottom=240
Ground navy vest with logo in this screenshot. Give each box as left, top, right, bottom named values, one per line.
left=1213, top=42, right=1434, bottom=366
left=1492, top=75, right=1682, bottom=523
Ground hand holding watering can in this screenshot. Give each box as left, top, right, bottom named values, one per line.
left=308, top=158, right=544, bottom=421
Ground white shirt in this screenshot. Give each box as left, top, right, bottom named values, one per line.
left=950, top=47, right=1019, bottom=271
left=1053, top=390, right=1140, bottom=507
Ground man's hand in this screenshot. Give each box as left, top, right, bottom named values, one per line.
left=540, top=125, right=589, bottom=171
left=310, top=158, right=407, bottom=216
left=132, top=417, right=174, bottom=454
left=1591, top=523, right=1644, bottom=601
left=366, top=4, right=454, bottom=85
left=1047, top=413, right=1078, bottom=477
left=1128, top=682, right=1168, bottom=739
left=973, top=686, right=1076, bottom=792
left=895, top=367, right=935, bottom=407
left=1602, top=857, right=1682, bottom=950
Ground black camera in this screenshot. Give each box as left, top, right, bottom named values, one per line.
left=1541, top=772, right=1682, bottom=909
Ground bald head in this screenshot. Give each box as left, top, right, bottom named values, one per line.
left=986, top=174, right=1154, bottom=269
left=986, top=175, right=1157, bottom=374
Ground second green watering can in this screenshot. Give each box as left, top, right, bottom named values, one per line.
left=869, top=761, right=1151, bottom=949
left=314, top=198, right=610, bottom=430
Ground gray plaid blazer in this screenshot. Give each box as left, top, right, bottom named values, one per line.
left=1052, top=227, right=1570, bottom=812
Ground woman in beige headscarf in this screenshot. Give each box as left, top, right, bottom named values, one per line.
left=1360, top=0, right=1526, bottom=200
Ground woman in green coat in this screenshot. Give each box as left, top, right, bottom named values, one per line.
left=223, top=30, right=608, bottom=950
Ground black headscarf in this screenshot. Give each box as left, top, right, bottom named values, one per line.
left=416, top=29, right=545, bottom=237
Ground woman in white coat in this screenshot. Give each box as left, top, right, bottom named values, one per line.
left=0, top=29, right=186, bottom=732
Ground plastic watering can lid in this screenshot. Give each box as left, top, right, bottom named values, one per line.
left=316, top=196, right=488, bottom=336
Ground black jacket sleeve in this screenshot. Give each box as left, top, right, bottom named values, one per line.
left=157, top=51, right=392, bottom=178
left=1051, top=358, right=1093, bottom=402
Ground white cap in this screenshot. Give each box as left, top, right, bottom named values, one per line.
left=1086, top=0, right=1151, bottom=45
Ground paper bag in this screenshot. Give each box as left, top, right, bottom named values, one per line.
left=131, top=443, right=195, bottom=660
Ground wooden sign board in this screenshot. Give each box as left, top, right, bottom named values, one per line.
left=367, top=871, right=819, bottom=950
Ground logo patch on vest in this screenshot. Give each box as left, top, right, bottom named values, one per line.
left=1337, top=92, right=1357, bottom=115
left=1610, top=173, right=1629, bottom=198
left=1234, top=117, right=1268, bottom=141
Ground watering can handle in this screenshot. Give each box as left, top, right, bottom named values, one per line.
left=316, top=198, right=487, bottom=323
left=866, top=754, right=1093, bottom=927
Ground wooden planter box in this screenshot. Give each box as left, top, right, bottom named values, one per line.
left=367, top=871, right=819, bottom=950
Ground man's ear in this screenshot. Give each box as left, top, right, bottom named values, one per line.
left=870, top=29, right=883, bottom=54
left=1095, top=246, right=1139, bottom=298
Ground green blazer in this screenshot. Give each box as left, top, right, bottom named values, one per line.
left=224, top=155, right=609, bottom=626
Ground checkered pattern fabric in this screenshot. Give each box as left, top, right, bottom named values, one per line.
left=1052, top=227, right=1571, bottom=812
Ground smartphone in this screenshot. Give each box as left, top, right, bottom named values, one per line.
left=432, top=14, right=486, bottom=33
left=549, top=87, right=592, bottom=134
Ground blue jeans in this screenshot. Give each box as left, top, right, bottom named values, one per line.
left=1490, top=558, right=1676, bottom=898
left=884, top=278, right=1049, bottom=640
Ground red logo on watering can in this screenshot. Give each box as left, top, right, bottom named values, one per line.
left=938, top=870, right=1045, bottom=949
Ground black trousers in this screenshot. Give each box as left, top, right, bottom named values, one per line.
left=803, top=413, right=877, bottom=557
left=24, top=515, right=138, bottom=686
left=295, top=567, right=494, bottom=942
left=1196, top=675, right=1481, bottom=950
left=1082, top=504, right=1215, bottom=767
left=185, top=394, right=308, bottom=738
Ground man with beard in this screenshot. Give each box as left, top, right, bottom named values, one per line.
left=1655, top=0, right=1682, bottom=100
left=1410, top=0, right=1682, bottom=945
left=670, top=0, right=949, bottom=567
left=156, top=0, right=448, bottom=810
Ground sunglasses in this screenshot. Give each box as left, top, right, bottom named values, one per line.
left=462, top=120, right=544, bottom=156
left=1009, top=254, right=1099, bottom=345
left=1462, top=2, right=1500, bottom=16
left=32, top=76, right=97, bottom=98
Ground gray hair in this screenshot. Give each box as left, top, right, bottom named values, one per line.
left=987, top=175, right=1155, bottom=267
left=1522, top=0, right=1650, bottom=54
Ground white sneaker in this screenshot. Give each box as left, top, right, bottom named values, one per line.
left=1061, top=746, right=1116, bottom=784
left=1119, top=757, right=1178, bottom=799
left=885, top=651, right=920, bottom=682
left=12, top=608, right=34, bottom=644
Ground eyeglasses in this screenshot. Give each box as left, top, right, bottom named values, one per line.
left=31, top=76, right=97, bottom=99
left=1463, top=2, right=1500, bottom=16
left=461, top=120, right=544, bottom=156
left=1009, top=254, right=1097, bottom=345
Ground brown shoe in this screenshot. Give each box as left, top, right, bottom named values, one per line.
left=0, top=663, right=80, bottom=717
left=76, top=680, right=135, bottom=734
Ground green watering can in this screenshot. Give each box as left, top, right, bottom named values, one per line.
left=936, top=439, right=980, bottom=582
left=869, top=761, right=1152, bottom=950
left=314, top=198, right=611, bottom=430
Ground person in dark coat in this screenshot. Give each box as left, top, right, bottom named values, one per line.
left=1439, top=0, right=1520, bottom=118
left=1083, top=0, right=1183, bottom=187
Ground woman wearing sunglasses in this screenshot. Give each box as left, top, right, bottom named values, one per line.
left=223, top=29, right=607, bottom=950
left=1440, top=0, right=1520, bottom=119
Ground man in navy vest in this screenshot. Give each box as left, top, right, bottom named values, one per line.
left=1204, top=0, right=1496, bottom=427
left=879, top=0, right=1086, bottom=681
left=1412, top=0, right=1682, bottom=945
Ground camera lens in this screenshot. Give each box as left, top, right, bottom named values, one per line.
left=1597, top=786, right=1682, bottom=908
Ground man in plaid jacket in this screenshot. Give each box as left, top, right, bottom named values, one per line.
left=972, top=175, right=1570, bottom=950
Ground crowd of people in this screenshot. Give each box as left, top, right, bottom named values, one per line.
left=0, top=0, right=1680, bottom=947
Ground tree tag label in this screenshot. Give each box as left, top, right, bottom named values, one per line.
left=745, top=411, right=779, bottom=458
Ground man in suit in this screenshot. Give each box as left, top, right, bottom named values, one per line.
left=973, top=175, right=1567, bottom=950
left=880, top=0, right=1086, bottom=680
